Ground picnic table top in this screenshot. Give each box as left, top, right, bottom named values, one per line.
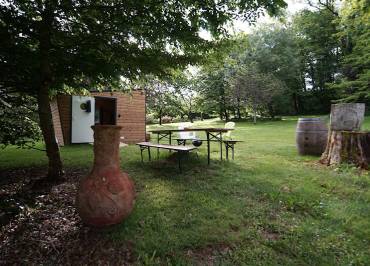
left=136, top=142, right=198, bottom=151
left=148, top=127, right=233, bottom=134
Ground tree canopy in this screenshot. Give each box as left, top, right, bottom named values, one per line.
left=331, top=0, right=370, bottom=104
left=0, top=0, right=287, bottom=179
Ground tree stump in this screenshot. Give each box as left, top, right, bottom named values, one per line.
left=319, top=131, right=370, bottom=169
left=320, top=103, right=368, bottom=168
left=329, top=103, right=365, bottom=131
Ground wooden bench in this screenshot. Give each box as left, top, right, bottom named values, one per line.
left=223, top=140, right=243, bottom=160
left=136, top=142, right=198, bottom=172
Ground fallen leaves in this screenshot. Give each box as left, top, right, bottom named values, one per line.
left=0, top=168, right=134, bottom=265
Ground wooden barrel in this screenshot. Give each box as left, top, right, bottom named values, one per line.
left=296, top=118, right=328, bottom=156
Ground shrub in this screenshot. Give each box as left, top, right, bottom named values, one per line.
left=146, top=114, right=156, bottom=125
left=161, top=116, right=173, bottom=124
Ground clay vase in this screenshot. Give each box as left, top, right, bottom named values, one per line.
left=76, top=125, right=135, bottom=227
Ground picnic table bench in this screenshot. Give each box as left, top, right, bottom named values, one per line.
left=149, top=128, right=233, bottom=165
left=223, top=140, right=244, bottom=160
left=136, top=142, right=198, bottom=172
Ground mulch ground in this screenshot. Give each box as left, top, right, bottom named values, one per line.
left=0, top=168, right=134, bottom=265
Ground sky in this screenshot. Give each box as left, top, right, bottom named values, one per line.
left=232, top=0, right=309, bottom=32
left=199, top=0, right=310, bottom=39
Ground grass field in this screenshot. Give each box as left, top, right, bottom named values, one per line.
left=1, top=116, right=370, bottom=265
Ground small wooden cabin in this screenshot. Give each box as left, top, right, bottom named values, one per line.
left=51, top=90, right=146, bottom=146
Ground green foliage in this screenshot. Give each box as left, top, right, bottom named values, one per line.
left=0, top=0, right=287, bottom=95
left=144, top=77, right=180, bottom=125
left=229, top=64, right=285, bottom=121
left=331, top=0, right=370, bottom=104
left=247, top=25, right=305, bottom=114
left=198, top=65, right=232, bottom=120
left=293, top=7, right=340, bottom=113
left=197, top=1, right=369, bottom=117
left=0, top=0, right=287, bottom=177
left=170, top=70, right=202, bottom=122
left=197, top=25, right=305, bottom=118
left=0, top=92, right=41, bottom=148
left=293, top=8, right=340, bottom=90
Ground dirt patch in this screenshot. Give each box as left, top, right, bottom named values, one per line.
left=185, top=242, right=233, bottom=266
left=0, top=168, right=134, bottom=265
left=260, top=228, right=280, bottom=241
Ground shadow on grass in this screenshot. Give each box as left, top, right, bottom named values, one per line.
left=109, top=155, right=266, bottom=262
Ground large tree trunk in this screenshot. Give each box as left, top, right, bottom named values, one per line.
left=320, top=131, right=370, bottom=169
left=38, top=11, right=64, bottom=180
left=320, top=103, right=367, bottom=169
left=37, top=88, right=64, bottom=179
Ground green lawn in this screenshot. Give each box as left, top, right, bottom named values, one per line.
left=1, top=116, right=370, bottom=265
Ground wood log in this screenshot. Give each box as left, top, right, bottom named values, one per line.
left=320, top=131, right=370, bottom=169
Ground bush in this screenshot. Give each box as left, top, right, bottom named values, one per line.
left=0, top=93, right=41, bottom=148
left=161, top=116, right=173, bottom=124
left=146, top=114, right=156, bottom=125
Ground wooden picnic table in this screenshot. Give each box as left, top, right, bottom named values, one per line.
left=148, top=127, right=234, bottom=165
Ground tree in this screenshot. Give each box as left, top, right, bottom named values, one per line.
left=171, top=71, right=200, bottom=123
left=330, top=0, right=370, bottom=104
left=198, top=67, right=232, bottom=120
left=0, top=0, right=287, bottom=179
left=293, top=6, right=340, bottom=113
left=145, top=78, right=178, bottom=125
left=246, top=24, right=306, bottom=114
left=229, top=64, right=285, bottom=123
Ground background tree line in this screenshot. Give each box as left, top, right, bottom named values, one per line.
left=145, top=0, right=369, bottom=123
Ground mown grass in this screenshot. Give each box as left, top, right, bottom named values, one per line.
left=1, top=116, right=370, bottom=265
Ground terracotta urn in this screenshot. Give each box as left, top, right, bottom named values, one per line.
left=76, top=125, right=135, bottom=227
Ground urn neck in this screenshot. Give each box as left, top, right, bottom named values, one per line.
left=92, top=125, right=122, bottom=169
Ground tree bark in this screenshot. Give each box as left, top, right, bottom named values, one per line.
left=320, top=131, right=370, bottom=169
left=252, top=104, right=257, bottom=124
left=293, top=93, right=299, bottom=114
left=319, top=103, right=368, bottom=169
left=237, top=98, right=241, bottom=119
left=159, top=109, right=162, bottom=125
left=188, top=112, right=193, bottom=123
left=38, top=12, right=64, bottom=179
left=224, top=110, right=229, bottom=122
left=37, top=87, right=64, bottom=179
